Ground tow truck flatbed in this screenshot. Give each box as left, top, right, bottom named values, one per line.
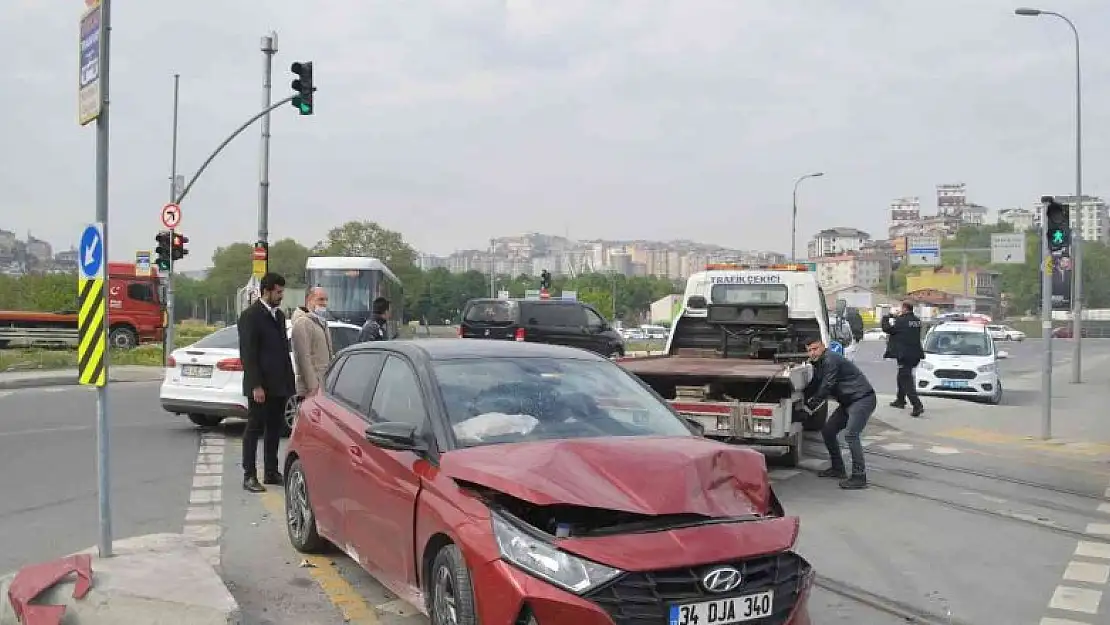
left=617, top=352, right=798, bottom=381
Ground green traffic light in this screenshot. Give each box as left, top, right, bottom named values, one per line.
left=1051, top=230, right=1064, bottom=244
left=298, top=102, right=311, bottom=114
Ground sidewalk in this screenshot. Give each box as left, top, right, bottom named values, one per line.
left=871, top=348, right=1110, bottom=460
left=0, top=365, right=164, bottom=390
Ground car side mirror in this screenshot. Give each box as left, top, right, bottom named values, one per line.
left=996, top=350, right=1009, bottom=359
left=365, top=421, right=428, bottom=453
left=684, top=417, right=705, bottom=436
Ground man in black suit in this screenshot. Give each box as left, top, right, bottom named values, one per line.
left=882, top=301, right=925, bottom=417
left=238, top=272, right=296, bottom=493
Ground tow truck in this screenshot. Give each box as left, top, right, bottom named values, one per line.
left=619, top=263, right=839, bottom=467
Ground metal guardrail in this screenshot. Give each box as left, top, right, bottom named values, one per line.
left=0, top=327, right=78, bottom=347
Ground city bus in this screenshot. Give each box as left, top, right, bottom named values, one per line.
left=305, top=257, right=404, bottom=337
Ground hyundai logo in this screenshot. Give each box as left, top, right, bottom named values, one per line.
left=701, top=566, right=743, bottom=593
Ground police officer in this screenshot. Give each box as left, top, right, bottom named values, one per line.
left=804, top=337, right=877, bottom=489
left=882, top=302, right=925, bottom=417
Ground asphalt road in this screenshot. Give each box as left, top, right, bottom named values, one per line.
left=4, top=356, right=1109, bottom=624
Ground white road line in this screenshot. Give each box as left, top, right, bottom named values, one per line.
left=1048, top=586, right=1102, bottom=614
left=184, top=431, right=226, bottom=568
left=1063, top=562, right=1110, bottom=585
left=1097, top=503, right=1110, bottom=515
left=1041, top=617, right=1093, bottom=625
left=1075, top=542, right=1110, bottom=560
left=1040, top=479, right=1110, bottom=623
left=879, top=442, right=914, bottom=452
left=926, top=446, right=960, bottom=455
left=1085, top=524, right=1110, bottom=537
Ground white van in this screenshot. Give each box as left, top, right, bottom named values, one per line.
left=916, top=321, right=1008, bottom=404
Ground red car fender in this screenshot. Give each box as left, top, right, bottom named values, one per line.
left=7, top=554, right=93, bottom=625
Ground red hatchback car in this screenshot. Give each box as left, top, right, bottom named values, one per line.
left=283, top=339, right=813, bottom=625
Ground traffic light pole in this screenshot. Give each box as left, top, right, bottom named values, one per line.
left=1040, top=202, right=1054, bottom=440
left=164, top=74, right=180, bottom=364
left=258, top=33, right=277, bottom=275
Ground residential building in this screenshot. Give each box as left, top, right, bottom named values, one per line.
left=997, top=208, right=1035, bottom=232
left=811, top=253, right=886, bottom=290
left=807, top=227, right=871, bottom=259
left=905, top=267, right=1001, bottom=316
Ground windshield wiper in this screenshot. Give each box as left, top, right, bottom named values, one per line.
left=582, top=513, right=762, bottom=537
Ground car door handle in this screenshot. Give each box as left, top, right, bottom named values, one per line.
left=348, top=445, right=362, bottom=458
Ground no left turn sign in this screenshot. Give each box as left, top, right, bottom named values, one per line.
left=161, top=203, right=181, bottom=229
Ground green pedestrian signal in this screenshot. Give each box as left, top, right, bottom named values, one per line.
left=1042, top=196, right=1071, bottom=253
left=154, top=231, right=173, bottom=271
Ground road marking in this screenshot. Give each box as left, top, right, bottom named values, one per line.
left=1075, top=542, right=1110, bottom=560
left=1098, top=503, right=1110, bottom=515
left=879, top=443, right=914, bottom=452
left=184, top=431, right=225, bottom=568
left=257, top=489, right=379, bottom=624
left=0, top=391, right=12, bottom=400
left=1048, top=586, right=1102, bottom=614
left=1063, top=561, right=1110, bottom=585
left=1040, top=479, right=1110, bottom=623
left=935, top=427, right=1110, bottom=457
left=1085, top=524, right=1110, bottom=537
left=1041, top=618, right=1093, bottom=625
left=926, top=446, right=960, bottom=455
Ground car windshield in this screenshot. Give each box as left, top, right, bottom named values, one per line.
left=433, top=357, right=692, bottom=447
left=191, top=325, right=238, bottom=349
left=925, top=331, right=991, bottom=356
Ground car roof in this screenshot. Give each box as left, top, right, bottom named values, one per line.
left=465, top=298, right=582, bottom=306
left=932, top=322, right=988, bottom=333
left=340, top=338, right=606, bottom=362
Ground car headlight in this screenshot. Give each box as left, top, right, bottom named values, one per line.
left=919, top=362, right=934, bottom=371
left=491, top=512, right=622, bottom=593
left=977, top=364, right=996, bottom=373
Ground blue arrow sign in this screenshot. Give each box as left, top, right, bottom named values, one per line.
left=828, top=340, right=844, bottom=355
left=79, top=223, right=105, bottom=280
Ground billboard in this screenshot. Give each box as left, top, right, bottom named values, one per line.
left=1051, top=252, right=1073, bottom=311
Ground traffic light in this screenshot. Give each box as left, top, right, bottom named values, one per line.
left=155, top=231, right=173, bottom=271
left=540, top=270, right=552, bottom=290
left=171, top=232, right=189, bottom=261
left=1042, top=195, right=1071, bottom=253
left=290, top=61, right=314, bottom=115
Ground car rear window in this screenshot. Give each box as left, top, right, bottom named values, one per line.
left=191, top=325, right=239, bottom=349
left=464, top=301, right=517, bottom=325
left=522, top=303, right=585, bottom=327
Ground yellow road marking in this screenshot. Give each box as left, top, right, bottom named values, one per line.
left=936, top=427, right=1110, bottom=457
left=259, top=488, right=379, bottom=625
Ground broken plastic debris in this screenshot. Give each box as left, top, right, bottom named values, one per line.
left=299, top=559, right=316, bottom=568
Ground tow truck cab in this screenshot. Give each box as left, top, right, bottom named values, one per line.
left=620, top=263, right=833, bottom=466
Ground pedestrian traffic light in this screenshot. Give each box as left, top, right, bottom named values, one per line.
left=155, top=231, right=173, bottom=271
left=1042, top=195, right=1071, bottom=253
left=171, top=232, right=189, bottom=261
left=540, top=270, right=552, bottom=290
left=290, top=61, right=314, bottom=115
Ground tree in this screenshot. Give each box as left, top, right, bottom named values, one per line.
left=313, top=221, right=417, bottom=271
left=268, top=239, right=310, bottom=287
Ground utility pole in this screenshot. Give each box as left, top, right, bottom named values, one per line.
left=1040, top=202, right=1054, bottom=439
left=489, top=239, right=496, bottom=297
left=164, top=73, right=180, bottom=364
left=258, top=32, right=277, bottom=273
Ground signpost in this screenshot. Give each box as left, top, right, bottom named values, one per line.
left=78, top=1, right=103, bottom=125
left=160, top=203, right=181, bottom=229
left=252, top=244, right=268, bottom=280
left=135, top=250, right=152, bottom=277
left=907, top=236, right=940, bottom=266
left=990, top=233, right=1026, bottom=264
left=78, top=224, right=107, bottom=387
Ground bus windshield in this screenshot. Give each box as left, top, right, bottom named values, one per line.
left=305, top=266, right=404, bottom=329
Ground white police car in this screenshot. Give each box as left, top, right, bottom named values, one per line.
left=915, top=321, right=1007, bottom=404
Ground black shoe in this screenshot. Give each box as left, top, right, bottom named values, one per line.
left=910, top=407, right=924, bottom=417
left=839, top=475, right=868, bottom=489
left=263, top=471, right=284, bottom=486
left=889, top=401, right=906, bottom=408
left=243, top=476, right=266, bottom=493
left=818, top=467, right=848, bottom=479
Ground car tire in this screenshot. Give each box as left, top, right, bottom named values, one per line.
left=986, top=382, right=1003, bottom=405
left=285, top=459, right=327, bottom=553
left=187, top=414, right=224, bottom=428
left=109, top=325, right=138, bottom=350
left=429, top=544, right=478, bottom=625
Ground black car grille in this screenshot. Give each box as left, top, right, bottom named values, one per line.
left=934, top=369, right=977, bottom=380
left=583, top=552, right=811, bottom=625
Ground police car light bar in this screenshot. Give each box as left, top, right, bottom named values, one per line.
left=705, top=263, right=813, bottom=272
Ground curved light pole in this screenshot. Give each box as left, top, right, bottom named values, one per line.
left=792, top=172, right=825, bottom=261
left=1016, top=7, right=1084, bottom=384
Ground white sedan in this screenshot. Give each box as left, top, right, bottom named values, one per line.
left=986, top=324, right=1025, bottom=341
left=160, top=320, right=361, bottom=429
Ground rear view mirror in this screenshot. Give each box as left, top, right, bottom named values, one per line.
left=996, top=350, right=1009, bottom=359
left=365, top=421, right=428, bottom=453
left=686, top=295, right=708, bottom=310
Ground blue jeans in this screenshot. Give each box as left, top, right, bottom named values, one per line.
left=822, top=393, right=876, bottom=476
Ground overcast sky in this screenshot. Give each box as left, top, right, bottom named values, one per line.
left=4, top=0, right=1108, bottom=270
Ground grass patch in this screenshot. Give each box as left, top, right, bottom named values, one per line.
left=0, top=344, right=166, bottom=372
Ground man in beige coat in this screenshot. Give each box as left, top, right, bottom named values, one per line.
left=290, top=287, right=334, bottom=396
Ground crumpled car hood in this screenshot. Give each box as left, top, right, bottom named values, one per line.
left=441, top=435, right=771, bottom=516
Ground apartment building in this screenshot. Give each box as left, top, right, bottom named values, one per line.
left=997, top=208, right=1035, bottom=232
left=807, top=227, right=871, bottom=259
left=811, top=253, right=886, bottom=290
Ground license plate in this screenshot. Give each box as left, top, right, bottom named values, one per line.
left=669, top=591, right=774, bottom=625
left=716, top=415, right=730, bottom=431
left=941, top=380, right=968, bottom=388
left=182, top=365, right=213, bottom=378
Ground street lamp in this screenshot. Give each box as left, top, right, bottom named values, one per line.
left=792, top=172, right=825, bottom=261
left=1015, top=7, right=1084, bottom=383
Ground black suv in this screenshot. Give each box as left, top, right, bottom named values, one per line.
left=459, top=298, right=625, bottom=358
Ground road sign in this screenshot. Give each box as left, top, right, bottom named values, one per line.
left=161, top=203, right=182, bottom=229
left=135, top=250, right=152, bottom=277
left=828, top=340, right=844, bottom=355
left=79, top=223, right=105, bottom=280
left=907, top=236, right=940, bottom=266
left=990, top=233, right=1026, bottom=265
left=78, top=2, right=103, bottom=126
left=252, top=244, right=267, bottom=279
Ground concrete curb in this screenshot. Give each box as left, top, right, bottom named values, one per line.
left=0, top=533, right=240, bottom=624
left=0, top=366, right=164, bottom=390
